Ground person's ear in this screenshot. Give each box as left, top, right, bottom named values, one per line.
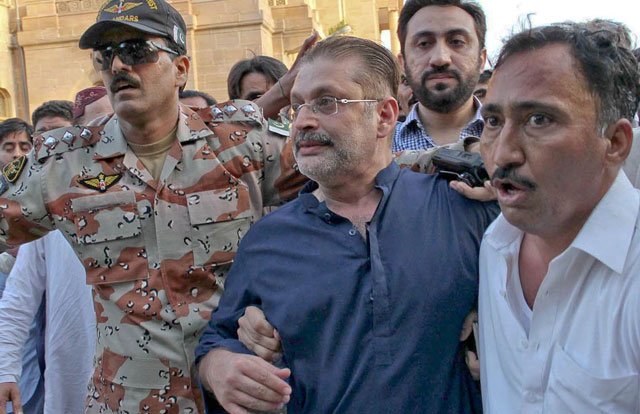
left=478, top=48, right=487, bottom=72
left=377, top=96, right=399, bottom=139
left=397, top=52, right=405, bottom=70
left=604, top=118, right=633, bottom=167
left=174, top=55, right=190, bottom=89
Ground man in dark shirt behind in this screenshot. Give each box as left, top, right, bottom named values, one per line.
left=196, top=36, right=497, bottom=414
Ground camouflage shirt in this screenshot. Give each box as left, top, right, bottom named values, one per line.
left=0, top=101, right=299, bottom=413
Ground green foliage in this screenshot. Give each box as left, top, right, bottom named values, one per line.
left=328, top=20, right=351, bottom=36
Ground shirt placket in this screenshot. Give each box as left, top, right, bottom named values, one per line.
left=367, top=219, right=394, bottom=366
left=521, top=262, right=562, bottom=414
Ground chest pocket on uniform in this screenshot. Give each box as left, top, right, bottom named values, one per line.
left=71, top=191, right=147, bottom=285
left=186, top=185, right=252, bottom=268
left=71, top=191, right=141, bottom=243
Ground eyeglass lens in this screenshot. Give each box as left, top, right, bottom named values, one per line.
left=93, top=40, right=161, bottom=71
left=289, top=97, right=337, bottom=120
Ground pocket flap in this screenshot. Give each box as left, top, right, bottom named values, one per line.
left=71, top=192, right=141, bottom=244
left=186, top=187, right=252, bottom=226
left=100, top=349, right=171, bottom=389
left=548, top=344, right=639, bottom=411
left=71, top=191, right=136, bottom=212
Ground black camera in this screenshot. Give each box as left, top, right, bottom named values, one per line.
left=431, top=148, right=489, bottom=188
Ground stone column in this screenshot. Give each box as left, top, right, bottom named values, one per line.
left=388, top=9, right=400, bottom=55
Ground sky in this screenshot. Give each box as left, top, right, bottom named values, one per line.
left=477, top=0, right=640, bottom=63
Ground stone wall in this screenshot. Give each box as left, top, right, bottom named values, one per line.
left=6, top=0, right=401, bottom=118
left=0, top=0, right=16, bottom=119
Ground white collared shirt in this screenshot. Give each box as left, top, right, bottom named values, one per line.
left=478, top=171, right=640, bottom=414
left=0, top=231, right=95, bottom=414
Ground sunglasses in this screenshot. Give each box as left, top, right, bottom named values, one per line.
left=92, top=39, right=179, bottom=71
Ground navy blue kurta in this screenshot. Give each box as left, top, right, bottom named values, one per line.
left=197, top=162, right=498, bottom=413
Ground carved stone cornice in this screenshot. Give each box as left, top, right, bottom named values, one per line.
left=55, top=0, right=103, bottom=15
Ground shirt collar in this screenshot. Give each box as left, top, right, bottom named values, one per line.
left=299, top=162, right=401, bottom=211
left=485, top=171, right=639, bottom=274
left=571, top=171, right=639, bottom=274
left=397, top=96, right=484, bottom=135
left=396, top=102, right=424, bottom=135
left=468, top=95, right=484, bottom=127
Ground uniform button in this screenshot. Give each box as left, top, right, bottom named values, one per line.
left=323, top=213, right=332, bottom=222
left=520, top=338, right=528, bottom=349
left=524, top=390, right=537, bottom=403
left=348, top=229, right=357, bottom=236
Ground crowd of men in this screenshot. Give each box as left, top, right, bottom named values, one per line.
left=0, top=0, right=638, bottom=413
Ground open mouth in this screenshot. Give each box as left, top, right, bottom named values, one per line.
left=492, top=178, right=531, bottom=204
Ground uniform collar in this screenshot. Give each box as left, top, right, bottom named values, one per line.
left=93, top=104, right=214, bottom=159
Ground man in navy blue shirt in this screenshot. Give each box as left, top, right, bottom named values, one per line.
left=196, top=36, right=497, bottom=414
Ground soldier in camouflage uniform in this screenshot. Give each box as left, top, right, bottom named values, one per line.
left=0, top=0, right=303, bottom=412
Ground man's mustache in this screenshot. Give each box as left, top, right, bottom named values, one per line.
left=491, top=166, right=536, bottom=190
left=109, top=72, right=141, bottom=94
left=294, top=132, right=334, bottom=148
left=420, top=67, right=462, bottom=85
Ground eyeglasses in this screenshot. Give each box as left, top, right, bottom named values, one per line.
left=288, top=96, right=380, bottom=121
left=92, top=39, right=179, bottom=72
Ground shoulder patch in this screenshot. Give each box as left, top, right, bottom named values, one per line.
left=33, top=125, right=103, bottom=162
left=2, top=155, right=26, bottom=183
left=267, top=118, right=290, bottom=137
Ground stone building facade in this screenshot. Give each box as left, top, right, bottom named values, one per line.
left=0, top=0, right=402, bottom=121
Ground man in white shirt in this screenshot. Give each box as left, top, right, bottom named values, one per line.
left=0, top=232, right=95, bottom=414
left=478, top=22, right=640, bottom=413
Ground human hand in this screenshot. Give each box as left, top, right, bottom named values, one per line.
left=450, top=180, right=497, bottom=202
left=276, top=31, right=320, bottom=99
left=254, top=31, right=319, bottom=119
left=238, top=306, right=282, bottom=363
left=0, top=382, right=22, bottom=414
left=199, top=349, right=291, bottom=414
left=459, top=310, right=479, bottom=381
left=465, top=349, right=480, bottom=381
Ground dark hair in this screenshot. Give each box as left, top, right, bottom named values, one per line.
left=478, top=68, right=492, bottom=84
left=299, top=36, right=400, bottom=99
left=585, top=19, right=633, bottom=49
left=227, top=56, right=288, bottom=100
left=398, top=0, right=487, bottom=53
left=0, top=118, right=34, bottom=143
left=31, top=100, right=74, bottom=127
left=495, top=21, right=640, bottom=130
left=179, top=89, right=217, bottom=106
